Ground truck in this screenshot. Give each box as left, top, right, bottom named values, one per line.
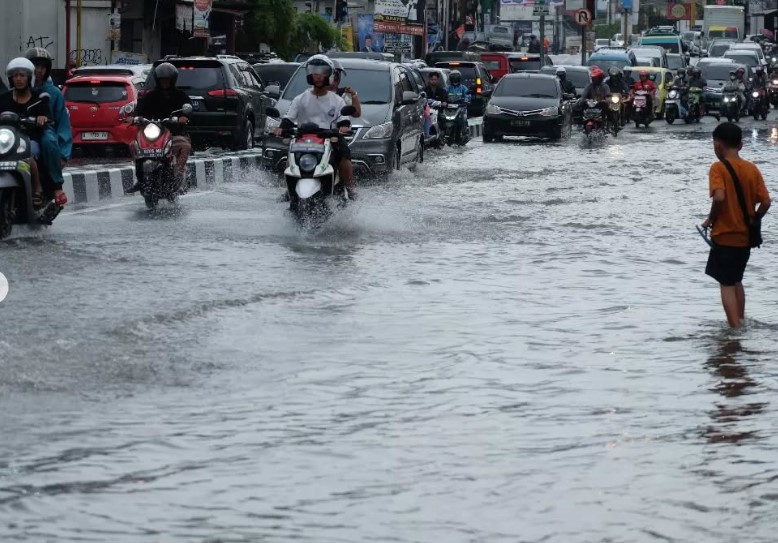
left=703, top=5, right=745, bottom=42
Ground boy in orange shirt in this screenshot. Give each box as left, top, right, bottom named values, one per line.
left=701, top=122, right=771, bottom=328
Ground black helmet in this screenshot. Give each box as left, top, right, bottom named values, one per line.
left=736, top=66, right=746, bottom=77
left=305, top=54, right=335, bottom=87
left=608, top=66, right=620, bottom=78
left=449, top=69, right=462, bottom=85
left=677, top=69, right=686, bottom=77
left=24, top=47, right=53, bottom=83
left=154, top=62, right=179, bottom=87
left=691, top=67, right=701, bottom=77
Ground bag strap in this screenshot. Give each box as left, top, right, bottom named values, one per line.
left=720, top=158, right=752, bottom=229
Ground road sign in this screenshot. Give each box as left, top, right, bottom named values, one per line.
left=574, top=8, right=592, bottom=26
left=533, top=5, right=550, bottom=15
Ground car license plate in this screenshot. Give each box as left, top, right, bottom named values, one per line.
left=81, top=131, right=108, bottom=141
left=512, top=119, right=530, bottom=127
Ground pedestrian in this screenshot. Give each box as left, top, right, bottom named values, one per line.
left=701, top=122, right=771, bottom=328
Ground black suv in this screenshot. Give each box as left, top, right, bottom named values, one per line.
left=433, top=60, right=494, bottom=116
left=144, top=55, right=268, bottom=150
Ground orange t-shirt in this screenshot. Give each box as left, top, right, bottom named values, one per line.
left=708, top=158, right=770, bottom=247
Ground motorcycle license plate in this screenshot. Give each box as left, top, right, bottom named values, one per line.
left=634, top=97, right=646, bottom=107
left=81, top=131, right=108, bottom=141
left=138, top=148, right=164, bottom=157
left=511, top=119, right=530, bottom=127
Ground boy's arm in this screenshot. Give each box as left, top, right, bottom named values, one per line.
left=702, top=164, right=726, bottom=228
left=755, top=170, right=771, bottom=219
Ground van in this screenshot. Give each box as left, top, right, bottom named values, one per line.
left=586, top=50, right=637, bottom=72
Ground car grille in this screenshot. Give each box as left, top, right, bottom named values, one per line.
left=498, top=107, right=545, bottom=117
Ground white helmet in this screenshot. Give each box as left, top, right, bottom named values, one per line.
left=6, top=57, right=35, bottom=89
left=305, top=54, right=335, bottom=87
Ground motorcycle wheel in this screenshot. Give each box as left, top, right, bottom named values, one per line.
left=0, top=188, right=14, bottom=240
left=754, top=110, right=760, bottom=120
left=144, top=193, right=158, bottom=210
left=761, top=109, right=769, bottom=120
left=665, top=110, right=676, bottom=124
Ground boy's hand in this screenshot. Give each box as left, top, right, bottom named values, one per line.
left=36, top=116, right=47, bottom=127
left=701, top=218, right=712, bottom=229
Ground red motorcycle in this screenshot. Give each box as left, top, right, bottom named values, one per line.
left=123, top=103, right=193, bottom=210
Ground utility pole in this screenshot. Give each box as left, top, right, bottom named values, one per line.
left=76, top=0, right=83, bottom=67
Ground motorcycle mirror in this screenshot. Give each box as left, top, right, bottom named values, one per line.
left=265, top=106, right=281, bottom=118
left=264, top=85, right=281, bottom=99
left=181, top=103, right=193, bottom=115
left=341, top=105, right=356, bottom=116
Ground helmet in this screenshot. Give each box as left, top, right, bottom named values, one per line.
left=736, top=66, right=746, bottom=77
left=6, top=57, right=35, bottom=89
left=729, top=70, right=737, bottom=80
left=639, top=70, right=649, bottom=81
left=691, top=67, right=701, bottom=77
left=331, top=58, right=345, bottom=84
left=556, top=67, right=567, bottom=78
left=677, top=69, right=686, bottom=77
left=305, top=54, right=335, bottom=87
left=591, top=67, right=604, bottom=83
left=24, top=47, right=53, bottom=83
left=154, top=62, right=179, bottom=87
left=449, top=69, right=462, bottom=85
left=608, top=66, right=620, bottom=77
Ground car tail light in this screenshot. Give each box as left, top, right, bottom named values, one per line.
left=208, top=89, right=238, bottom=97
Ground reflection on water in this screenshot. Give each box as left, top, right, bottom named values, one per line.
left=702, top=337, right=767, bottom=444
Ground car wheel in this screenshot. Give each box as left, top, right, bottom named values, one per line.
left=483, top=129, right=494, bottom=143
left=549, top=127, right=562, bottom=140
left=243, top=119, right=255, bottom=150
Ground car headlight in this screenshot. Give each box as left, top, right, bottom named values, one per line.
left=610, top=95, right=620, bottom=103
left=668, top=90, right=678, bottom=99
left=264, top=116, right=280, bottom=135
left=539, top=106, right=559, bottom=117
left=363, top=122, right=393, bottom=139
left=143, top=123, right=162, bottom=141
left=723, top=97, right=730, bottom=103
left=0, top=128, right=14, bottom=155
left=485, top=103, right=502, bottom=115
left=752, top=91, right=760, bottom=98
left=298, top=153, right=318, bottom=172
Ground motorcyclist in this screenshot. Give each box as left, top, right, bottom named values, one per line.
left=273, top=55, right=356, bottom=198
left=423, top=71, right=448, bottom=138
left=556, top=67, right=576, bottom=95
left=330, top=59, right=361, bottom=118
left=723, top=69, right=746, bottom=113
left=443, top=69, right=471, bottom=142
left=687, top=66, right=714, bottom=119
left=127, top=62, right=192, bottom=194
left=631, top=70, right=657, bottom=117
left=0, top=58, right=49, bottom=207
left=735, top=66, right=750, bottom=111
left=576, top=67, right=612, bottom=128
left=24, top=47, right=69, bottom=207
left=605, top=67, right=629, bottom=95
left=751, top=64, right=769, bottom=114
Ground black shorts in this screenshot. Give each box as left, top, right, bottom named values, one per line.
left=705, top=244, right=751, bottom=286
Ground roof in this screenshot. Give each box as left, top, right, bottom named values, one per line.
left=336, top=58, right=395, bottom=71
left=502, top=72, right=556, bottom=79
left=64, top=74, right=139, bottom=84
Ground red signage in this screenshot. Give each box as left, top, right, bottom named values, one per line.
left=666, top=2, right=690, bottom=20
left=373, top=21, right=424, bottom=35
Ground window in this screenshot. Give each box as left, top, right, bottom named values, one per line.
left=399, top=71, right=414, bottom=94
left=64, top=81, right=130, bottom=103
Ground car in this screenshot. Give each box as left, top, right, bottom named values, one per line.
left=461, top=31, right=490, bottom=47
left=539, top=65, right=591, bottom=97
left=723, top=49, right=761, bottom=69
left=425, top=50, right=481, bottom=65
left=707, top=40, right=734, bottom=58
left=629, top=46, right=668, bottom=69
left=587, top=50, right=637, bottom=72
left=482, top=73, right=572, bottom=141
left=262, top=58, right=425, bottom=178
left=698, top=60, right=749, bottom=111
left=479, top=52, right=512, bottom=82
left=488, top=25, right=514, bottom=51
left=612, top=33, right=625, bottom=47
left=63, top=74, right=141, bottom=152
left=635, top=56, right=660, bottom=68
left=729, top=42, right=768, bottom=66
left=433, top=60, right=494, bottom=116
left=638, top=34, right=684, bottom=54
left=71, top=64, right=153, bottom=84
left=143, top=55, right=269, bottom=150
left=595, top=39, right=612, bottom=51
left=666, top=53, right=687, bottom=71
left=252, top=62, right=300, bottom=98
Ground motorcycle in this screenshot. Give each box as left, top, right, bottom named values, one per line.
left=721, top=88, right=742, bottom=122
left=769, top=78, right=778, bottom=108
left=270, top=105, right=356, bottom=228
left=631, top=90, right=653, bottom=127
left=608, top=94, right=623, bottom=135
left=750, top=87, right=769, bottom=120
left=581, top=99, right=606, bottom=137
left=424, top=100, right=444, bottom=149
left=124, top=102, right=194, bottom=210
left=687, top=86, right=703, bottom=123
left=439, top=102, right=470, bottom=146
left=0, top=93, right=64, bottom=239
left=664, top=85, right=688, bottom=124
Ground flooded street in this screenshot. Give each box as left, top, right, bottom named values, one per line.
left=2, top=118, right=777, bottom=542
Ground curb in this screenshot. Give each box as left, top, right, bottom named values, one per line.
left=61, top=151, right=265, bottom=205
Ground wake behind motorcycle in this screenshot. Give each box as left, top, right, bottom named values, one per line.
left=267, top=105, right=356, bottom=228
left=440, top=102, right=470, bottom=146
left=123, top=102, right=194, bottom=210
left=0, top=93, right=64, bottom=239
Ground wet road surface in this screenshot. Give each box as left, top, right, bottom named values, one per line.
left=2, top=117, right=778, bottom=542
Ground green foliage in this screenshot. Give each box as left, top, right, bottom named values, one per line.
left=294, top=12, right=341, bottom=53
left=594, top=22, right=621, bottom=39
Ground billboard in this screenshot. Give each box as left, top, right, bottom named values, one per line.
left=193, top=0, right=213, bottom=38
left=357, top=14, right=385, bottom=52
left=375, top=0, right=418, bottom=22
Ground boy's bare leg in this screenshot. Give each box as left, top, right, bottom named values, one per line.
left=720, top=285, right=743, bottom=328
left=735, top=282, right=746, bottom=321
left=30, top=158, right=42, bottom=201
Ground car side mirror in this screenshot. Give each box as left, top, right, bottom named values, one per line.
left=265, top=106, right=281, bottom=118
left=181, top=103, right=193, bottom=115
left=401, top=90, right=419, bottom=105
left=341, top=105, right=356, bottom=116
left=264, top=84, right=280, bottom=99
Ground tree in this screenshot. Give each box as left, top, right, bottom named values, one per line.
left=244, top=0, right=297, bottom=56
left=294, top=12, right=341, bottom=53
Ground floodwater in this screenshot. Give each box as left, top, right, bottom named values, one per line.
left=1, top=119, right=777, bottom=542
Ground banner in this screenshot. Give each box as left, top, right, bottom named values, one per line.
left=666, top=2, right=690, bottom=19
left=374, top=0, right=418, bottom=22
left=193, top=0, right=213, bottom=38
left=357, top=14, right=385, bottom=52
left=111, top=51, right=148, bottom=65
left=373, top=21, right=424, bottom=35
left=501, top=0, right=562, bottom=6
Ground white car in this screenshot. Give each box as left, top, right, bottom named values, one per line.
left=595, top=39, right=612, bottom=51
left=728, top=42, right=768, bottom=66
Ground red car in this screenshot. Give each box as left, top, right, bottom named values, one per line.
left=63, top=74, right=143, bottom=151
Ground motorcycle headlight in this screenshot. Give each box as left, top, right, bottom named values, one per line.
left=364, top=122, right=393, bottom=139
left=752, top=91, right=760, bottom=98
left=0, top=128, right=15, bottom=155
left=143, top=123, right=162, bottom=141
left=610, top=95, right=620, bottom=104
left=298, top=153, right=318, bottom=172
left=264, top=116, right=280, bottom=135
left=773, top=80, right=778, bottom=85
left=539, top=106, right=559, bottom=117
left=668, top=90, right=678, bottom=99
left=485, top=103, right=502, bottom=115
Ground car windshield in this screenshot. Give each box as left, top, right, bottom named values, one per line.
left=64, top=81, right=129, bottom=103
left=642, top=40, right=680, bottom=53
left=709, top=44, right=731, bottom=57
left=495, top=78, right=558, bottom=98
left=587, top=59, right=630, bottom=72
left=700, top=63, right=739, bottom=81
left=510, top=59, right=541, bottom=71
left=710, top=30, right=739, bottom=40
left=667, top=56, right=684, bottom=70
left=725, top=54, right=758, bottom=67
left=283, top=67, right=392, bottom=104
left=152, top=62, right=225, bottom=90
left=682, top=32, right=696, bottom=41
left=565, top=70, right=590, bottom=88
left=254, top=65, right=298, bottom=89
